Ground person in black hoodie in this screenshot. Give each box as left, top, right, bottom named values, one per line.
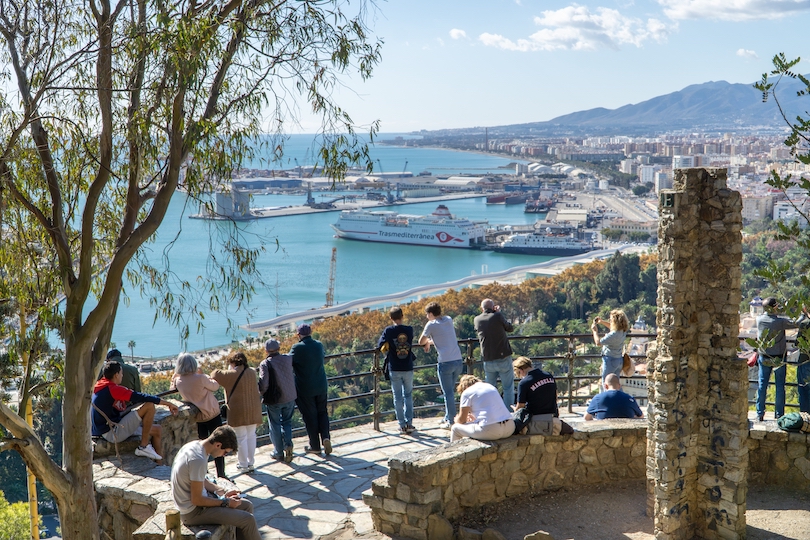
left=378, top=306, right=416, bottom=435
left=92, top=360, right=178, bottom=461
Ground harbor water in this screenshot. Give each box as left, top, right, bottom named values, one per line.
left=107, top=137, right=549, bottom=358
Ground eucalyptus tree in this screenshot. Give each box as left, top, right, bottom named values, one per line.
left=0, top=0, right=381, bottom=538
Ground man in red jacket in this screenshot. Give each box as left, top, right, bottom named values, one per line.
left=92, top=360, right=178, bottom=461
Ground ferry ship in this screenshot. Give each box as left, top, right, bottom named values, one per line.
left=331, top=205, right=487, bottom=248
left=493, top=225, right=594, bottom=256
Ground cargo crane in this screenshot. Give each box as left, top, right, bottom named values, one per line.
left=402, top=160, right=408, bottom=174
left=325, top=247, right=337, bottom=307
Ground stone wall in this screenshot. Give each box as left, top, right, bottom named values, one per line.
left=364, top=421, right=647, bottom=540
left=651, top=168, right=747, bottom=540
left=365, top=421, right=810, bottom=540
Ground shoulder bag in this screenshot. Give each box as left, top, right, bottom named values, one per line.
left=220, top=366, right=247, bottom=422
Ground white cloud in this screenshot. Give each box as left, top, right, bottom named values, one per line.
left=658, top=0, right=810, bottom=21
left=479, top=5, right=673, bottom=52
left=437, top=38, right=445, bottom=47
left=449, top=28, right=467, bottom=40
left=737, top=48, right=758, bottom=59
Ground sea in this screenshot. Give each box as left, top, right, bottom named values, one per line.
left=106, top=134, right=551, bottom=359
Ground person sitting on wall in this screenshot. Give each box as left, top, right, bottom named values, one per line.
left=92, top=360, right=179, bottom=461
left=512, top=356, right=573, bottom=435
left=450, top=375, right=515, bottom=443
left=584, top=374, right=643, bottom=421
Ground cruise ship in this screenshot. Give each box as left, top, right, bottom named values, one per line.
left=493, top=225, right=594, bottom=256
left=331, top=205, right=487, bottom=248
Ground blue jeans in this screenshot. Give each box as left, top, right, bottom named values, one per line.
left=600, top=355, right=623, bottom=393
left=390, top=370, right=414, bottom=429
left=797, top=357, right=810, bottom=413
left=484, top=356, right=515, bottom=409
left=757, top=354, right=786, bottom=418
left=265, top=400, right=295, bottom=458
left=438, top=360, right=464, bottom=423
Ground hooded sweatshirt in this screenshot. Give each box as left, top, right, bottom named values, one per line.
left=91, top=378, right=160, bottom=436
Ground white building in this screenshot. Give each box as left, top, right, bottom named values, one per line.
left=672, top=155, right=696, bottom=169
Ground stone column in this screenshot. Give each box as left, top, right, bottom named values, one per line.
left=648, top=168, right=748, bottom=540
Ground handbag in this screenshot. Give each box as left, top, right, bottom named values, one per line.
left=220, top=366, right=247, bottom=422
left=621, top=352, right=634, bottom=377
left=746, top=351, right=758, bottom=367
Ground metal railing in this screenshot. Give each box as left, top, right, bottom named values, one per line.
left=159, top=332, right=805, bottom=444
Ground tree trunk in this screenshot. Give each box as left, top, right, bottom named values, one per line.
left=59, top=338, right=101, bottom=540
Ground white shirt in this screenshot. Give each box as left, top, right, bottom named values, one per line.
left=460, top=382, right=512, bottom=426
left=171, top=440, right=209, bottom=514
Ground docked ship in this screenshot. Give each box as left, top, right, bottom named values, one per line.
left=331, top=204, right=487, bottom=248
left=493, top=225, right=594, bottom=256
left=524, top=198, right=552, bottom=214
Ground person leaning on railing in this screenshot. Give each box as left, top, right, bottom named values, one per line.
left=418, top=301, right=464, bottom=430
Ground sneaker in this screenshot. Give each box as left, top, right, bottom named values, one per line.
left=236, top=465, right=254, bottom=473
left=405, top=425, right=417, bottom=434
left=756, top=413, right=764, bottom=422
left=284, top=446, right=294, bottom=463
left=305, top=446, right=321, bottom=454
left=271, top=453, right=283, bottom=461
left=399, top=426, right=409, bottom=435
left=323, top=438, right=332, bottom=455
left=439, top=420, right=451, bottom=430
left=135, top=444, right=162, bottom=461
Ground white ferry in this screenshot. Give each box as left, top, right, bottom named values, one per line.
left=494, top=226, right=594, bottom=256
left=331, top=205, right=487, bottom=248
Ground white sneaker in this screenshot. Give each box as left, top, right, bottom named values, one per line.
left=135, top=444, right=162, bottom=461
left=439, top=420, right=451, bottom=430
left=236, top=465, right=254, bottom=473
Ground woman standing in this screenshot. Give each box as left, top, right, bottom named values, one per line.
left=450, top=375, right=514, bottom=443
left=591, top=309, right=630, bottom=391
left=212, top=352, right=263, bottom=473
left=171, top=353, right=227, bottom=477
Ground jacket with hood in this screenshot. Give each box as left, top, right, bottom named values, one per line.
left=92, top=378, right=160, bottom=437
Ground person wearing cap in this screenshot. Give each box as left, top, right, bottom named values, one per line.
left=258, top=339, right=297, bottom=462
left=290, top=324, right=332, bottom=455
left=756, top=297, right=800, bottom=421
left=171, top=352, right=227, bottom=478
left=104, top=348, right=141, bottom=392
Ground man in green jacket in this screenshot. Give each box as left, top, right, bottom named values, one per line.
left=290, top=325, right=332, bottom=455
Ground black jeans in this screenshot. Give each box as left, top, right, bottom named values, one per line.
left=197, top=415, right=226, bottom=477
left=295, top=393, right=330, bottom=450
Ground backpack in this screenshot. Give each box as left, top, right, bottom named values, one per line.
left=261, top=358, right=282, bottom=406
left=776, top=412, right=810, bottom=433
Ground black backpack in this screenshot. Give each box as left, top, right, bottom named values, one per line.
left=261, top=358, right=282, bottom=406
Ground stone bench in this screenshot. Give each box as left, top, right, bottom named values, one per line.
left=364, top=419, right=648, bottom=540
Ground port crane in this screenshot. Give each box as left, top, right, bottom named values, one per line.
left=325, top=247, right=337, bottom=307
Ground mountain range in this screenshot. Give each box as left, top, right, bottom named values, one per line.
left=449, top=78, right=810, bottom=137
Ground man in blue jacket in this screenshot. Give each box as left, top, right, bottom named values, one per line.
left=585, top=374, right=643, bottom=420
left=291, top=325, right=332, bottom=455
left=379, top=306, right=415, bottom=435
left=92, top=361, right=178, bottom=461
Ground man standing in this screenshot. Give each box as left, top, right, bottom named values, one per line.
left=290, top=324, right=332, bottom=455
left=258, top=339, right=297, bottom=462
left=105, top=348, right=141, bottom=392
left=473, top=298, right=515, bottom=410
left=585, top=374, right=643, bottom=420
left=171, top=425, right=261, bottom=540
left=418, top=302, right=463, bottom=429
left=756, top=297, right=798, bottom=421
left=92, top=361, right=178, bottom=461
left=379, top=307, right=416, bottom=435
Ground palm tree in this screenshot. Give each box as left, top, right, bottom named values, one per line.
left=127, top=340, right=136, bottom=363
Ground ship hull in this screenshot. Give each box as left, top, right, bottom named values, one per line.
left=331, top=225, right=475, bottom=248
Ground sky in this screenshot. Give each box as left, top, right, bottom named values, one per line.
left=296, top=0, right=810, bottom=133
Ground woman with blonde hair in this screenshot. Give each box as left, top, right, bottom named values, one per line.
left=591, top=309, right=630, bottom=391
left=450, top=374, right=514, bottom=443
left=171, top=353, right=227, bottom=478
left=212, top=352, right=263, bottom=473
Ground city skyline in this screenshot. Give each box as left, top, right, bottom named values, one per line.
left=293, top=0, right=810, bottom=133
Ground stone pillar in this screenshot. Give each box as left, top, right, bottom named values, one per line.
left=648, top=168, right=748, bottom=540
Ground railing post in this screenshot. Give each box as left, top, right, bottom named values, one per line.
left=373, top=349, right=381, bottom=431
left=567, top=336, right=575, bottom=413
left=465, top=340, right=476, bottom=377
